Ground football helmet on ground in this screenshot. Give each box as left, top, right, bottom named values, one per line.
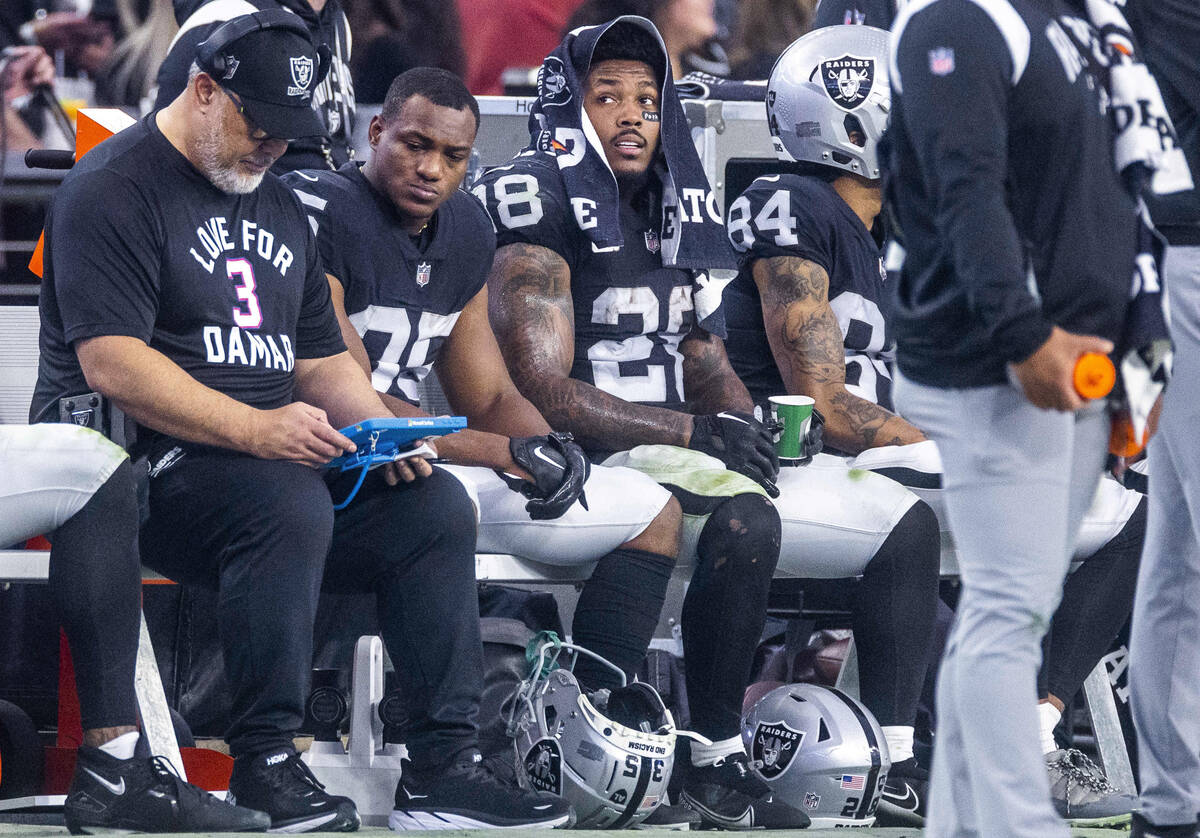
left=741, top=682, right=891, bottom=828
left=507, top=637, right=707, bottom=828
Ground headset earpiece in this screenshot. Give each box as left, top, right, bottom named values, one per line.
left=195, top=9, right=322, bottom=82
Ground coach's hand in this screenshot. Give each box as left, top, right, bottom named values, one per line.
left=690, top=411, right=780, bottom=497
left=249, top=402, right=356, bottom=466
left=500, top=432, right=591, bottom=520
left=1011, top=327, right=1114, bottom=412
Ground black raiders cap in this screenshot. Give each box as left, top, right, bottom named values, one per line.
left=202, top=19, right=326, bottom=141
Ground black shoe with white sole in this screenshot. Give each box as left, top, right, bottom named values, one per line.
left=390, top=748, right=572, bottom=830
left=228, top=749, right=360, bottom=833
left=65, top=745, right=270, bottom=834
left=875, top=756, right=927, bottom=826
left=680, top=754, right=811, bottom=830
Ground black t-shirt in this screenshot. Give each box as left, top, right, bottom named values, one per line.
left=888, top=0, right=1136, bottom=387
left=282, top=163, right=496, bottom=405
left=725, top=174, right=895, bottom=409
left=475, top=154, right=697, bottom=411
left=32, top=113, right=345, bottom=428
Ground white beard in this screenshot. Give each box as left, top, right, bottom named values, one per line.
left=193, top=118, right=267, bottom=195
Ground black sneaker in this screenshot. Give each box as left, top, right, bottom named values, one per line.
left=228, top=749, right=359, bottom=833
left=876, top=756, right=927, bottom=826
left=64, top=745, right=270, bottom=834
left=390, top=748, right=572, bottom=830
left=638, top=798, right=702, bottom=830
left=680, top=754, right=811, bottom=830
left=1131, top=813, right=1200, bottom=838
left=1045, top=748, right=1135, bottom=827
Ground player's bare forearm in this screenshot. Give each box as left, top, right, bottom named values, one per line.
left=681, top=327, right=754, bottom=414
left=294, top=352, right=392, bottom=428
left=488, top=242, right=693, bottom=450
left=378, top=385, right=526, bottom=475
left=76, top=335, right=259, bottom=451
left=754, top=256, right=925, bottom=453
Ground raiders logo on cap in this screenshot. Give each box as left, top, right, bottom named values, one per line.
left=288, top=55, right=314, bottom=97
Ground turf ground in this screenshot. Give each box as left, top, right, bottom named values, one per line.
left=0, top=825, right=1135, bottom=837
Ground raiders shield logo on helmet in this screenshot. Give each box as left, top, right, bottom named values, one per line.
left=538, top=57, right=571, bottom=107
left=524, top=739, right=563, bottom=795
left=752, top=721, right=805, bottom=779
left=816, top=55, right=874, bottom=110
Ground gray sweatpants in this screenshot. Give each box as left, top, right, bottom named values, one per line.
left=1130, top=244, right=1200, bottom=827
left=895, top=372, right=1109, bottom=838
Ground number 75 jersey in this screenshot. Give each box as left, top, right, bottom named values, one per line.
left=475, top=154, right=697, bottom=410
left=724, top=173, right=895, bottom=410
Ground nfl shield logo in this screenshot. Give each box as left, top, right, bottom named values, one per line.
left=644, top=229, right=660, bottom=253
left=928, top=47, right=955, bottom=76
left=817, top=55, right=874, bottom=110
left=804, top=792, right=820, bottom=810
left=416, top=262, right=432, bottom=287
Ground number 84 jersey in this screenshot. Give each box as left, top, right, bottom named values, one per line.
left=724, top=173, right=895, bottom=410
left=476, top=154, right=696, bottom=410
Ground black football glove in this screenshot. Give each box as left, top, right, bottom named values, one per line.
left=500, top=432, right=591, bottom=520
left=689, top=411, right=780, bottom=497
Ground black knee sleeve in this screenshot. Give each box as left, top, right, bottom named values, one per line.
left=854, top=498, right=940, bottom=727
left=683, top=493, right=781, bottom=739
left=572, top=548, right=675, bottom=690
left=1043, top=496, right=1145, bottom=702
left=49, top=458, right=141, bottom=731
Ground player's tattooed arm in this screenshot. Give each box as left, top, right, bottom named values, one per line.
left=488, top=242, right=694, bottom=451
left=681, top=326, right=755, bottom=414
left=753, top=255, right=925, bottom=455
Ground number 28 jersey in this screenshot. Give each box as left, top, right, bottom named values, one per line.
left=724, top=174, right=895, bottom=410
left=475, top=154, right=696, bottom=410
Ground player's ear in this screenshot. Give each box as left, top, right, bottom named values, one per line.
left=193, top=71, right=219, bottom=107
left=368, top=114, right=385, bottom=149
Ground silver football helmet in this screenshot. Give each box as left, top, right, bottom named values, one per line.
left=741, top=682, right=891, bottom=828
left=507, top=639, right=703, bottom=828
left=767, top=25, right=892, bottom=179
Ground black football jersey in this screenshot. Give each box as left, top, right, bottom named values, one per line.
left=282, top=163, right=496, bottom=405
left=724, top=174, right=895, bottom=410
left=475, top=153, right=696, bottom=410
left=33, top=114, right=344, bottom=425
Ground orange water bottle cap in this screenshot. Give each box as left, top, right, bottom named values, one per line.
left=1074, top=352, right=1116, bottom=400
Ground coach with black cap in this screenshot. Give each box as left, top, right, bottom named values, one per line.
left=30, top=11, right=522, bottom=833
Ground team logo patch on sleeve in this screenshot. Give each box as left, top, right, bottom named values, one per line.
left=524, top=740, right=562, bottom=795
left=289, top=56, right=314, bottom=96
left=816, top=56, right=874, bottom=109
left=538, top=57, right=572, bottom=107
left=416, top=261, right=432, bottom=287
left=752, top=721, right=805, bottom=779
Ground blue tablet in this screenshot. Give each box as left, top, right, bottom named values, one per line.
left=325, top=416, right=467, bottom=473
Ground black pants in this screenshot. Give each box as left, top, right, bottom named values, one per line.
left=141, top=449, right=481, bottom=766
